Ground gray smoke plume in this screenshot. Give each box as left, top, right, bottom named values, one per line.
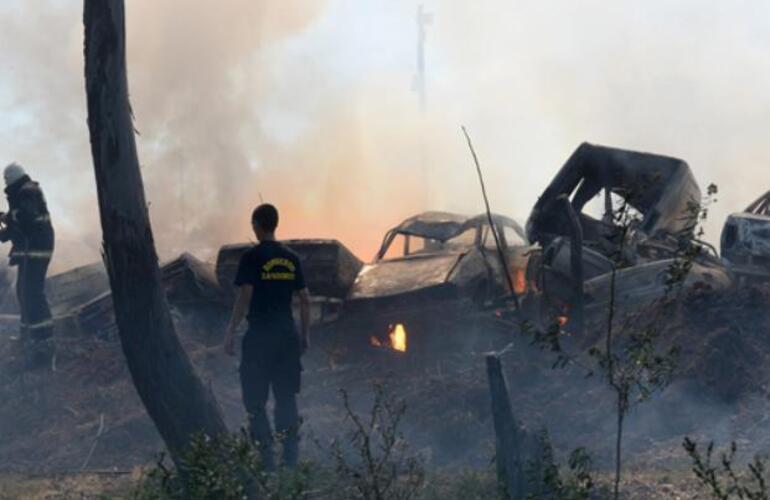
left=1, top=0, right=770, bottom=273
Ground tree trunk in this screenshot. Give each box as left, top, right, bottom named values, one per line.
left=83, top=0, right=228, bottom=462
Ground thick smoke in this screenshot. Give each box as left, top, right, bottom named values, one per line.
left=2, top=1, right=770, bottom=273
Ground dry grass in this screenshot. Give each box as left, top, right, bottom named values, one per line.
left=0, top=471, right=136, bottom=500
left=0, top=467, right=715, bottom=499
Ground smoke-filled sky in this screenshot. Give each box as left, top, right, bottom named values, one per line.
left=2, top=1, right=770, bottom=272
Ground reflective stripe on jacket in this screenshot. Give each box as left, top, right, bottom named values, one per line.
left=0, top=175, right=54, bottom=265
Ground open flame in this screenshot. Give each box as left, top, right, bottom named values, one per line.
left=370, top=323, right=408, bottom=352
left=390, top=323, right=407, bottom=352
left=513, top=267, right=527, bottom=295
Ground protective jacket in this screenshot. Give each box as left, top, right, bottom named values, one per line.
left=0, top=175, right=54, bottom=266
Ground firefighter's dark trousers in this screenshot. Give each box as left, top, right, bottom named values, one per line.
left=240, top=329, right=302, bottom=470
left=17, top=257, right=53, bottom=341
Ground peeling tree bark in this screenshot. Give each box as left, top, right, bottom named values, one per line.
left=83, top=0, right=227, bottom=462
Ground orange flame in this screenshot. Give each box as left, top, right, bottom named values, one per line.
left=389, top=323, right=407, bottom=352
left=370, top=323, right=408, bottom=352
left=513, top=267, right=527, bottom=295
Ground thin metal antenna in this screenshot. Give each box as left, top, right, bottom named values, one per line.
left=258, top=192, right=264, bottom=203
left=415, top=4, right=432, bottom=111
left=461, top=126, right=520, bottom=311
left=415, top=5, right=433, bottom=204
left=180, top=162, right=187, bottom=237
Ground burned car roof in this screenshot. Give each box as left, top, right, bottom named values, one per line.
left=525, top=143, right=715, bottom=331
left=528, top=142, right=701, bottom=244
left=348, top=211, right=528, bottom=308
left=721, top=191, right=770, bottom=278
left=389, top=211, right=526, bottom=243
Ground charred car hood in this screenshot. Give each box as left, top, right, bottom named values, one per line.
left=348, top=253, right=463, bottom=300
left=584, top=259, right=732, bottom=312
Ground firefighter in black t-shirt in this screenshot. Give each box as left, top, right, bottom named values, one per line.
left=224, top=203, right=310, bottom=470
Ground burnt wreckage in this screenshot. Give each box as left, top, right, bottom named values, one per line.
left=217, top=213, right=529, bottom=352
left=721, top=191, right=770, bottom=281
left=1, top=143, right=767, bottom=349
left=524, top=143, right=731, bottom=327
left=342, top=211, right=529, bottom=347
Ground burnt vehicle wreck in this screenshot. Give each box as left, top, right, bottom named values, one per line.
left=721, top=191, right=770, bottom=281
left=4, top=143, right=764, bottom=356
left=207, top=213, right=530, bottom=354
left=524, top=143, right=731, bottom=325
left=0, top=241, right=362, bottom=341
left=341, top=211, right=529, bottom=348
left=216, top=239, right=363, bottom=326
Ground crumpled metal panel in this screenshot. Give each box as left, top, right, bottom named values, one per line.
left=391, top=212, right=471, bottom=242
left=389, top=211, right=526, bottom=244
left=0, top=261, right=112, bottom=317
left=353, top=211, right=527, bottom=303
left=446, top=251, right=488, bottom=287
left=162, top=252, right=224, bottom=303
left=583, top=259, right=732, bottom=312
left=527, top=142, right=701, bottom=247
left=46, top=262, right=111, bottom=315
left=349, top=253, right=462, bottom=299
left=50, top=253, right=227, bottom=337
left=721, top=212, right=770, bottom=272
left=216, top=239, right=362, bottom=298
left=744, top=191, right=770, bottom=215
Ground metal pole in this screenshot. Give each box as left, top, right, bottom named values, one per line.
left=559, top=195, right=584, bottom=334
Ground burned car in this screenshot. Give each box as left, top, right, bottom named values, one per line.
left=525, top=143, right=731, bottom=326
left=582, top=259, right=732, bottom=314
left=721, top=191, right=770, bottom=281
left=212, top=214, right=528, bottom=353
left=527, top=142, right=703, bottom=261
left=341, top=211, right=529, bottom=349
left=0, top=253, right=231, bottom=339
left=3, top=241, right=361, bottom=340
left=216, top=239, right=363, bottom=326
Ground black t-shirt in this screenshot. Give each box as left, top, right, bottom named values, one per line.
left=234, top=241, right=307, bottom=331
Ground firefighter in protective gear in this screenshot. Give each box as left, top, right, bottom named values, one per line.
left=0, top=163, right=55, bottom=343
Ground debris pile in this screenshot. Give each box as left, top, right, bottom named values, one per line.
left=1, top=277, right=770, bottom=473
left=2, top=142, right=770, bottom=478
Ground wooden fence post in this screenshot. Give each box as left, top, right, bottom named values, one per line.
left=486, top=354, right=525, bottom=498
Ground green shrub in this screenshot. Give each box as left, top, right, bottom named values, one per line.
left=684, top=437, right=769, bottom=499
left=524, top=430, right=597, bottom=500
left=133, top=430, right=311, bottom=500
left=419, top=469, right=498, bottom=500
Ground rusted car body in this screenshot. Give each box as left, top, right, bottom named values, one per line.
left=0, top=253, right=229, bottom=338
left=721, top=191, right=770, bottom=280
left=6, top=143, right=758, bottom=343
left=216, top=239, right=362, bottom=300
left=341, top=212, right=529, bottom=336
left=216, top=239, right=363, bottom=326
left=582, top=259, right=732, bottom=314
left=0, top=241, right=361, bottom=339
left=527, top=142, right=702, bottom=262
left=525, top=143, right=731, bottom=323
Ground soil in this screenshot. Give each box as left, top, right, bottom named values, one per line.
left=1, top=283, right=769, bottom=497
